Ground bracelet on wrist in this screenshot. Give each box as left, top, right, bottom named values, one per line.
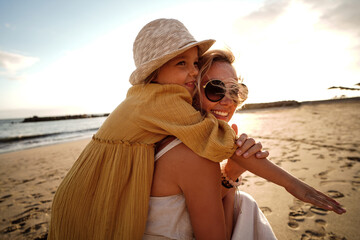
left=221, top=166, right=241, bottom=189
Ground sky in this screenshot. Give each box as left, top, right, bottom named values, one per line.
left=0, top=0, right=359, bottom=119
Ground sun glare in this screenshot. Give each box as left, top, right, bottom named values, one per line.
left=228, top=0, right=359, bottom=103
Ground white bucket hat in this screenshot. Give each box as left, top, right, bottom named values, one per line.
left=129, top=18, right=215, bottom=85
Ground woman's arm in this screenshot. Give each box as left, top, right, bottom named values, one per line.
left=174, top=144, right=228, bottom=240
left=230, top=153, right=346, bottom=214
left=152, top=142, right=229, bottom=240
left=220, top=127, right=269, bottom=198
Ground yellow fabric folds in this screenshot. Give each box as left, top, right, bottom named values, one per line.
left=48, top=84, right=237, bottom=240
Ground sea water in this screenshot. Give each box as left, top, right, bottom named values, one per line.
left=1, top=99, right=359, bottom=155
left=0, top=117, right=107, bottom=154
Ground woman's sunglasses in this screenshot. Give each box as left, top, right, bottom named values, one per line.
left=203, top=79, right=241, bottom=102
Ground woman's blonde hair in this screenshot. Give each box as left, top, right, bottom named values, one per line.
left=194, top=49, right=248, bottom=111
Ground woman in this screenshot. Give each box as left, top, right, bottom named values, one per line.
left=144, top=49, right=345, bottom=240
left=144, top=49, right=277, bottom=240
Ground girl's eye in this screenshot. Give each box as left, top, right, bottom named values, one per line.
left=194, top=61, right=199, bottom=69
left=177, top=61, right=186, bottom=66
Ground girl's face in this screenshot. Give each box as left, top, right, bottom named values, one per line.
left=200, top=61, right=238, bottom=123
left=154, top=47, right=199, bottom=93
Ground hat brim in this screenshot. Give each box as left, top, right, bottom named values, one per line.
left=129, top=39, right=215, bottom=85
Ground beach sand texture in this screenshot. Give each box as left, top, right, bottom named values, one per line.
left=0, top=99, right=359, bottom=239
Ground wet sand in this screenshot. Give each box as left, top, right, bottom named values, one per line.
left=0, top=99, right=359, bottom=239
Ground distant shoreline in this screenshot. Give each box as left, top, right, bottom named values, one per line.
left=238, top=96, right=360, bottom=112
left=15, top=96, right=360, bottom=122
left=22, top=113, right=109, bottom=123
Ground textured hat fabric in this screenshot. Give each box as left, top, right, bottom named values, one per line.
left=129, top=18, right=215, bottom=85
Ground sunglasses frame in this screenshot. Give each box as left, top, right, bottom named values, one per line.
left=202, top=79, right=227, bottom=102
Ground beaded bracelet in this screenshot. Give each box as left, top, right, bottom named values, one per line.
left=221, top=167, right=241, bottom=189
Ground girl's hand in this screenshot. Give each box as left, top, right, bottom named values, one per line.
left=285, top=178, right=346, bottom=215
left=232, top=124, right=269, bottom=159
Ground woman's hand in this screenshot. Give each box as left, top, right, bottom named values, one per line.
left=231, top=124, right=269, bottom=159
left=285, top=178, right=346, bottom=215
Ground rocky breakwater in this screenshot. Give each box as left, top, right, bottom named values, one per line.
left=22, top=113, right=109, bottom=123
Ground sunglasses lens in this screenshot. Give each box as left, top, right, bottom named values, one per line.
left=229, top=85, right=240, bottom=98
left=205, top=80, right=226, bottom=102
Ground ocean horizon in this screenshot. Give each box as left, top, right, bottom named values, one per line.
left=1, top=97, right=359, bottom=154
left=2, top=95, right=360, bottom=120
left=0, top=117, right=107, bottom=154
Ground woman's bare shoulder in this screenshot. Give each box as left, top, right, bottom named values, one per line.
left=157, top=137, right=218, bottom=169
left=157, top=140, right=220, bottom=187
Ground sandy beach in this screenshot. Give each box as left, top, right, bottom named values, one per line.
left=1, top=99, right=359, bottom=239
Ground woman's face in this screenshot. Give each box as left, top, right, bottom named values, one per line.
left=154, top=47, right=199, bottom=93
left=200, top=61, right=238, bottom=123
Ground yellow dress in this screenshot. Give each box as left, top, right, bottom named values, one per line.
left=48, top=84, right=237, bottom=240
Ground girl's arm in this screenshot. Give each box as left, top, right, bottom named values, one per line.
left=230, top=154, right=346, bottom=214
left=135, top=84, right=238, bottom=162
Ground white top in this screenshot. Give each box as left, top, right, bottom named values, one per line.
left=144, top=139, right=194, bottom=240
left=144, top=138, right=277, bottom=240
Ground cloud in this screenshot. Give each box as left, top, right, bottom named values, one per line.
left=244, top=0, right=290, bottom=23
left=233, top=0, right=290, bottom=33
left=301, top=0, right=360, bottom=67
left=234, top=0, right=360, bottom=40
left=0, top=50, right=39, bottom=80
left=302, top=0, right=360, bottom=35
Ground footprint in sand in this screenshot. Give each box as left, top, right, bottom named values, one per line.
left=0, top=207, right=47, bottom=238
left=352, top=181, right=360, bottom=188
left=289, top=158, right=300, bottom=163
left=315, top=171, right=328, bottom=179
left=340, top=162, right=355, bottom=168
left=35, top=180, right=46, bottom=185
left=21, top=178, right=36, bottom=184
left=287, top=207, right=313, bottom=229
left=21, top=221, right=47, bottom=234
left=31, top=193, right=44, bottom=199
left=347, top=156, right=360, bottom=162
left=0, top=194, right=12, bottom=203
left=301, top=219, right=345, bottom=240
left=254, top=181, right=266, bottom=186
left=260, top=207, right=272, bottom=215
left=0, top=225, right=20, bottom=234
left=312, top=153, right=325, bottom=159
left=11, top=214, right=32, bottom=225
left=301, top=229, right=326, bottom=239
left=309, top=206, right=328, bottom=216
left=315, top=219, right=327, bottom=228
left=340, top=156, right=360, bottom=168
left=313, top=167, right=335, bottom=180
left=289, top=209, right=307, bottom=222
left=327, top=190, right=344, bottom=198
left=15, top=207, right=39, bottom=216
left=288, top=221, right=299, bottom=229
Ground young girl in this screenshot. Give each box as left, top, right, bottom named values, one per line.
left=48, top=18, right=245, bottom=240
